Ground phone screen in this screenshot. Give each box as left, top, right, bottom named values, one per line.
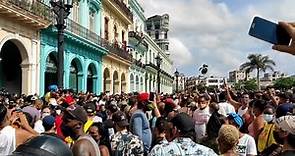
left=149, top=92, right=155, bottom=101
left=248, top=16, right=291, bottom=45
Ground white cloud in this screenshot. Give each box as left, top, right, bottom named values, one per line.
left=169, top=38, right=193, bottom=67
left=138, top=0, right=295, bottom=77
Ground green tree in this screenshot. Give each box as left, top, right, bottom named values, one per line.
left=234, top=79, right=257, bottom=91
left=274, top=77, right=295, bottom=90
left=243, top=79, right=258, bottom=91
left=240, top=54, right=276, bottom=90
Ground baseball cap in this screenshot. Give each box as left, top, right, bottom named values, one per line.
left=42, top=115, right=55, bottom=127
left=64, top=105, right=88, bottom=124
left=275, top=115, right=295, bottom=134
left=276, top=103, right=294, bottom=118
left=48, top=85, right=58, bottom=92
left=112, top=111, right=129, bottom=127
left=138, top=93, right=149, bottom=102
left=227, top=113, right=244, bottom=128
left=171, top=113, right=194, bottom=133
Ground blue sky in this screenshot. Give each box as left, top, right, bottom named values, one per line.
left=138, top=0, right=295, bottom=77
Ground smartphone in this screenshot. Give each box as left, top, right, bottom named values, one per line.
left=149, top=92, right=155, bottom=101
left=248, top=16, right=291, bottom=45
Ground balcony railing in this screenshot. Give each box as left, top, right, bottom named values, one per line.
left=66, top=19, right=104, bottom=48
left=2, top=0, right=53, bottom=21
left=111, top=0, right=133, bottom=21
left=102, top=39, right=133, bottom=62
left=145, top=62, right=158, bottom=69
left=132, top=58, right=144, bottom=68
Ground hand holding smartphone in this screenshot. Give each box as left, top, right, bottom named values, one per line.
left=149, top=92, right=155, bottom=101
left=249, top=16, right=291, bottom=45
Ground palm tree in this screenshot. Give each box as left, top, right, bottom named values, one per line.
left=240, top=54, right=276, bottom=90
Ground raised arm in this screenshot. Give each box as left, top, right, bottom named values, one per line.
left=225, top=84, right=241, bottom=109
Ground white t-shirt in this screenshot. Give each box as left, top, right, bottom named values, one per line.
left=34, top=120, right=45, bottom=133
left=0, top=126, right=16, bottom=155
left=237, top=134, right=257, bottom=156
left=92, top=116, right=103, bottom=123
left=218, top=102, right=236, bottom=116
left=238, top=107, right=248, bottom=116
left=193, top=107, right=211, bottom=141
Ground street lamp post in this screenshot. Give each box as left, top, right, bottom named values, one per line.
left=174, top=69, right=179, bottom=93
left=155, top=53, right=162, bottom=94
left=50, top=0, right=73, bottom=89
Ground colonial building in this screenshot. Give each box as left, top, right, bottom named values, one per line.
left=128, top=0, right=147, bottom=93
left=145, top=14, right=173, bottom=94
left=40, top=0, right=107, bottom=95
left=0, top=0, right=51, bottom=95
left=101, top=0, right=133, bottom=94
left=228, top=70, right=249, bottom=83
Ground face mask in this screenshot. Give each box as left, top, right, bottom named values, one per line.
left=273, top=131, right=284, bottom=145
left=56, top=110, right=61, bottom=115
left=263, top=114, right=273, bottom=122
left=42, top=112, right=50, bottom=118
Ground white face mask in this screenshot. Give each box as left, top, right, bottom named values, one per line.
left=42, top=112, right=50, bottom=119
left=56, top=110, right=61, bottom=115
left=263, top=114, right=274, bottom=122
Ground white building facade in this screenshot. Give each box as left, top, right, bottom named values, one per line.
left=128, top=0, right=147, bottom=93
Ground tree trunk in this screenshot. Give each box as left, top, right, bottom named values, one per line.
left=257, top=68, right=260, bottom=90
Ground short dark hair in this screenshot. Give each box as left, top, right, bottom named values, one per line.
left=219, top=91, right=227, bottom=102
left=155, top=117, right=168, bottom=133
left=43, top=121, right=54, bottom=131
left=253, top=99, right=267, bottom=113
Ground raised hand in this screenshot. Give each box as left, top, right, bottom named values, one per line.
left=272, top=22, right=295, bottom=55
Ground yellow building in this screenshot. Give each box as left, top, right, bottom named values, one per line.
left=0, top=0, right=51, bottom=95
left=101, top=0, right=133, bottom=94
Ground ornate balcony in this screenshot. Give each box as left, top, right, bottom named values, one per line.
left=102, top=39, right=133, bottom=62
left=132, top=58, right=145, bottom=68
left=0, top=0, right=53, bottom=29
left=145, top=62, right=158, bottom=70
left=66, top=19, right=105, bottom=48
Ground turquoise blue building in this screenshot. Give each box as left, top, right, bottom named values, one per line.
left=40, top=0, right=107, bottom=95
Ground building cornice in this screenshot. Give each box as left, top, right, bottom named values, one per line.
left=129, top=0, right=145, bottom=22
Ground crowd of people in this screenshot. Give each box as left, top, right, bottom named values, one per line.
left=0, top=22, right=295, bottom=156
left=0, top=83, right=295, bottom=156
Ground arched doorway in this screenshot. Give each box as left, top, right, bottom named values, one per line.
left=87, top=63, right=97, bottom=93
left=0, top=41, right=22, bottom=94
left=69, top=58, right=82, bottom=93
left=103, top=68, right=111, bottom=92
left=130, top=74, right=134, bottom=92
left=44, top=53, right=57, bottom=93
left=113, top=71, right=119, bottom=94
left=121, top=73, right=126, bottom=93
